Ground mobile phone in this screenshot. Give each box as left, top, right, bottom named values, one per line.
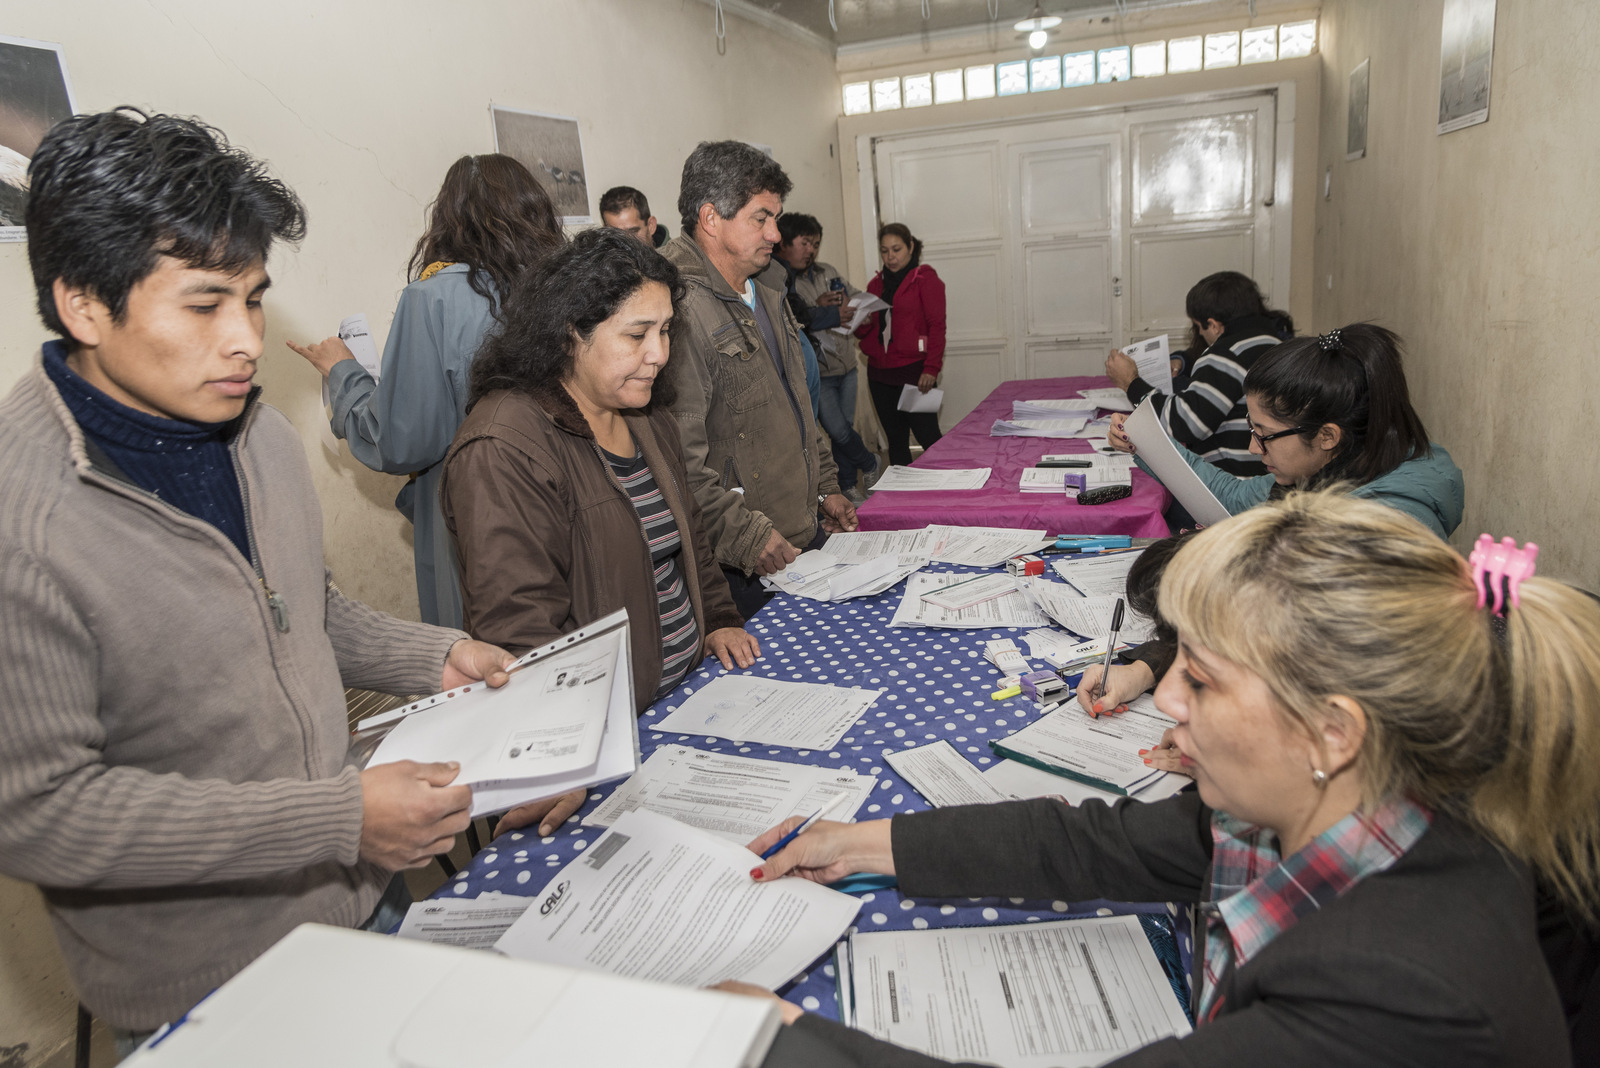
left=1076, top=484, right=1133, bottom=506
left=830, top=278, right=845, bottom=291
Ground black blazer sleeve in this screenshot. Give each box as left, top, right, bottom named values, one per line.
left=890, top=793, right=1213, bottom=904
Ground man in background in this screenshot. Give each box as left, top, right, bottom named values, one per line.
left=774, top=213, right=879, bottom=502
left=600, top=184, right=669, bottom=247
left=660, top=141, right=856, bottom=617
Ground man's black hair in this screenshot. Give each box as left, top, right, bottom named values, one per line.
left=677, top=140, right=791, bottom=237
left=26, top=108, right=306, bottom=338
left=777, top=213, right=822, bottom=246
left=599, top=185, right=651, bottom=220
left=1184, top=270, right=1273, bottom=331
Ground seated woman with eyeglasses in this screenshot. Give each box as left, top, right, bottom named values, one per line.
left=1107, top=323, right=1464, bottom=538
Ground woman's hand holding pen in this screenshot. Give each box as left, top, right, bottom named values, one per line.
left=1077, top=661, right=1156, bottom=718
left=746, top=816, right=895, bottom=884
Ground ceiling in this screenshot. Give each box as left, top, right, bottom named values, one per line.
left=739, top=0, right=1213, bottom=47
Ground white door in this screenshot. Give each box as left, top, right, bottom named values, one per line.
left=868, top=91, right=1283, bottom=427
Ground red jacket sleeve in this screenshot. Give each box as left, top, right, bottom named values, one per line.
left=919, top=269, right=947, bottom=375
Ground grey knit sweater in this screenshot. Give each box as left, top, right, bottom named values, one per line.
left=0, top=360, right=464, bottom=1029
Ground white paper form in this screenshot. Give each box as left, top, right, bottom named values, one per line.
left=1122, top=334, right=1173, bottom=396
left=1013, top=398, right=1100, bottom=420
left=583, top=745, right=876, bottom=843
left=930, top=526, right=1052, bottom=568
left=338, top=313, right=384, bottom=380
left=1019, top=583, right=1156, bottom=645
left=886, top=741, right=1012, bottom=807
left=832, top=292, right=890, bottom=334
left=817, top=527, right=943, bottom=564
left=1051, top=550, right=1146, bottom=598
left=845, top=916, right=1191, bottom=1066
left=898, top=384, right=944, bottom=413
left=496, top=810, right=861, bottom=990
left=1077, top=387, right=1136, bottom=413
left=396, top=895, right=534, bottom=950
left=1123, top=397, right=1231, bottom=526
left=983, top=756, right=1190, bottom=806
left=871, top=466, right=992, bottom=492
left=920, top=572, right=1020, bottom=611
left=654, top=675, right=883, bottom=751
left=891, top=573, right=1049, bottom=630
left=990, top=417, right=1090, bottom=438
left=763, top=551, right=924, bottom=602
left=990, top=696, right=1180, bottom=796
left=1020, top=468, right=1067, bottom=493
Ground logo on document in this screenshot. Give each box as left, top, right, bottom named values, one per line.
left=540, top=880, right=571, bottom=917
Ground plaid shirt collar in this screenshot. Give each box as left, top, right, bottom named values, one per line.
left=1196, top=796, right=1432, bottom=1023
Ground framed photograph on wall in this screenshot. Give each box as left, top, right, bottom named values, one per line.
left=1438, top=0, right=1496, bottom=134
left=490, top=105, right=591, bottom=224
left=1346, top=58, right=1370, bottom=161
left=0, top=34, right=78, bottom=242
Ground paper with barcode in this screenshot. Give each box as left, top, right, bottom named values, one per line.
left=495, top=810, right=860, bottom=990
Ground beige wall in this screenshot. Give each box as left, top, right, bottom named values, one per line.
left=1312, top=0, right=1600, bottom=585
left=830, top=4, right=1323, bottom=334
left=0, top=0, right=844, bottom=623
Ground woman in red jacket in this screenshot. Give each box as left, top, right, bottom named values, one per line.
left=856, top=223, right=945, bottom=466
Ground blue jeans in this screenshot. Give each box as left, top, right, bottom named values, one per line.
left=815, top=369, right=877, bottom=490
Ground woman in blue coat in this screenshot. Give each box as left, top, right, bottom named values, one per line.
left=289, top=155, right=564, bottom=626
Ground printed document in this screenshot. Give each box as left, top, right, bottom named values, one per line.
left=887, top=741, right=1012, bottom=807
left=1020, top=583, right=1156, bottom=645
left=496, top=810, right=861, bottom=990
left=832, top=292, right=890, bottom=334
left=1051, top=550, right=1145, bottom=598
left=817, top=527, right=943, bottom=564
left=338, top=313, right=384, bottom=380
left=990, top=696, right=1180, bottom=796
left=898, top=384, right=944, bottom=413
left=1013, top=398, right=1100, bottom=420
left=983, top=757, right=1190, bottom=806
left=1122, top=334, right=1172, bottom=396
left=654, top=675, right=883, bottom=751
left=991, top=417, right=1090, bottom=438
left=396, top=893, right=534, bottom=951
left=871, top=466, right=992, bottom=492
left=584, top=745, right=876, bottom=843
left=763, top=551, right=924, bottom=602
left=843, top=916, right=1191, bottom=1067
left=1122, top=398, right=1230, bottom=525
left=365, top=610, right=637, bottom=817
left=892, top=572, right=1049, bottom=630
left=920, top=572, right=1020, bottom=611
left=1076, top=387, right=1136, bottom=413
left=929, top=526, right=1052, bottom=567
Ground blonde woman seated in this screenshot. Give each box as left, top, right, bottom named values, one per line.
left=731, top=492, right=1597, bottom=1067
left=442, top=228, right=759, bottom=835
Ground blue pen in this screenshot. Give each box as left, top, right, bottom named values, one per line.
left=760, top=791, right=851, bottom=860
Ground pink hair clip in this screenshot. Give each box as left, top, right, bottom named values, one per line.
left=1469, top=534, right=1539, bottom=616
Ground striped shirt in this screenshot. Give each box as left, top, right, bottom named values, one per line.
left=602, top=446, right=700, bottom=697
left=1197, top=796, right=1432, bottom=1023
left=1125, top=316, right=1283, bottom=475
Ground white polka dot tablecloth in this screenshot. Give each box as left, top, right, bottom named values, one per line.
left=434, top=561, right=1193, bottom=1019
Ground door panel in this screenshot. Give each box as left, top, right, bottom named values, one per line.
left=1023, top=242, right=1113, bottom=337
left=926, top=248, right=1005, bottom=341
left=887, top=143, right=1003, bottom=243
left=1130, top=112, right=1257, bottom=225
left=1018, top=145, right=1112, bottom=235
left=1024, top=340, right=1109, bottom=380
left=1131, top=229, right=1254, bottom=334
left=938, top=342, right=1007, bottom=430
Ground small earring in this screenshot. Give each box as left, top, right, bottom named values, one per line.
left=1311, top=768, right=1329, bottom=788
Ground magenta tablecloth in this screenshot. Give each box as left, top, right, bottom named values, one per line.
left=856, top=375, right=1172, bottom=536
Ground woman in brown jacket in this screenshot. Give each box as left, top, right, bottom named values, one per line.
left=442, top=227, right=759, bottom=835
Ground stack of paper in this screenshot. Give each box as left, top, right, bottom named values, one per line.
left=1051, top=548, right=1145, bottom=597
left=920, top=572, right=1019, bottom=611
left=892, top=572, right=1049, bottom=630
left=990, top=416, right=1089, bottom=438
left=1018, top=581, right=1156, bottom=644
left=1012, top=398, right=1099, bottom=420
left=870, top=466, right=992, bottom=492
left=762, top=550, right=924, bottom=602
left=1022, top=628, right=1109, bottom=673
left=983, top=755, right=1190, bottom=806
left=990, top=695, right=1183, bottom=797
left=984, top=638, right=1033, bottom=677
left=817, top=527, right=944, bottom=562
left=1020, top=467, right=1067, bottom=493
left=928, top=525, right=1051, bottom=566
left=1077, top=386, right=1136, bottom=413
left=497, top=810, right=861, bottom=991
left=886, top=741, right=1013, bottom=807
left=654, top=675, right=883, bottom=751
left=583, top=745, right=877, bottom=843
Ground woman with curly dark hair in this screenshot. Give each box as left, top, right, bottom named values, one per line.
left=288, top=154, right=563, bottom=628
left=441, top=228, right=760, bottom=837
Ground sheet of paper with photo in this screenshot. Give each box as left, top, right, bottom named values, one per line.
left=653, top=675, right=883, bottom=751
left=363, top=609, right=638, bottom=817
left=1123, top=334, right=1173, bottom=395
left=497, top=810, right=861, bottom=991
left=990, top=696, right=1180, bottom=796
left=584, top=745, right=877, bottom=843
left=842, top=916, right=1191, bottom=1066
left=892, top=572, right=1049, bottom=630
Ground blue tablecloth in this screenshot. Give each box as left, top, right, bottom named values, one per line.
left=434, top=562, right=1195, bottom=1020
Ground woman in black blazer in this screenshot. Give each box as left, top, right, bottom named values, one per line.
left=727, top=492, right=1600, bottom=1067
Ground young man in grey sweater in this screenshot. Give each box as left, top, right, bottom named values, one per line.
left=0, top=109, right=539, bottom=1038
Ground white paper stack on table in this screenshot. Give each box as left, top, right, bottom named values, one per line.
left=582, top=745, right=877, bottom=843
left=1122, top=396, right=1231, bottom=525
left=654, top=674, right=883, bottom=750
left=1012, top=398, right=1100, bottom=420
left=360, top=609, right=637, bottom=817
left=990, top=695, right=1187, bottom=799
left=1023, top=628, right=1110, bottom=673
left=497, top=810, right=861, bottom=991
left=983, top=755, right=1188, bottom=807
left=831, top=292, right=889, bottom=334
left=1077, top=386, right=1136, bottom=413
left=892, top=572, right=1049, bottom=630
left=869, top=466, right=991, bottom=492
left=838, top=915, right=1191, bottom=1067
left=990, top=416, right=1089, bottom=438
left=761, top=549, right=925, bottom=602
left=123, top=923, right=785, bottom=1068
left=1020, top=464, right=1132, bottom=496
left=919, top=572, right=1020, bottom=611
left=1019, top=580, right=1156, bottom=645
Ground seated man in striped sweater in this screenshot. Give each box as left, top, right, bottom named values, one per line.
left=1105, top=270, right=1292, bottom=477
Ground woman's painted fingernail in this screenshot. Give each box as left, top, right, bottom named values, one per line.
left=1138, top=749, right=1149, bottom=755
left=1092, top=703, right=1103, bottom=714
left=1142, top=758, right=1152, bottom=765
left=750, top=868, right=764, bottom=880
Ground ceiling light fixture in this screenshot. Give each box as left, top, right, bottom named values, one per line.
left=1014, top=4, right=1061, bottom=50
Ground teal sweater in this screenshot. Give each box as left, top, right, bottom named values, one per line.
left=1141, top=442, right=1465, bottom=538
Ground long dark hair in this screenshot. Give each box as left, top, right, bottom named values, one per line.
left=877, top=222, right=922, bottom=271
left=1185, top=271, right=1291, bottom=335
left=469, top=227, right=684, bottom=409
left=1245, top=322, right=1430, bottom=485
left=408, top=154, right=564, bottom=313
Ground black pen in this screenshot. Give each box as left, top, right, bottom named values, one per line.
left=1093, top=597, right=1125, bottom=701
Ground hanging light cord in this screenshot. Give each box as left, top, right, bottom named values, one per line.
left=714, top=0, right=726, bottom=54
left=988, top=0, right=1000, bottom=19
left=923, top=0, right=931, bottom=19
left=829, top=0, right=838, bottom=32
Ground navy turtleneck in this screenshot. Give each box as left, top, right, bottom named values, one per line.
left=43, top=340, right=252, bottom=561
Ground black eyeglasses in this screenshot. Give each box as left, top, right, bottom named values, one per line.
left=1247, top=421, right=1315, bottom=449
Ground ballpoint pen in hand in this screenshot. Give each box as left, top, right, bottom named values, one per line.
left=1093, top=596, right=1126, bottom=703
left=760, top=791, right=852, bottom=861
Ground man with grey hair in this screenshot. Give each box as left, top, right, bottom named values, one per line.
left=661, top=141, right=856, bottom=618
